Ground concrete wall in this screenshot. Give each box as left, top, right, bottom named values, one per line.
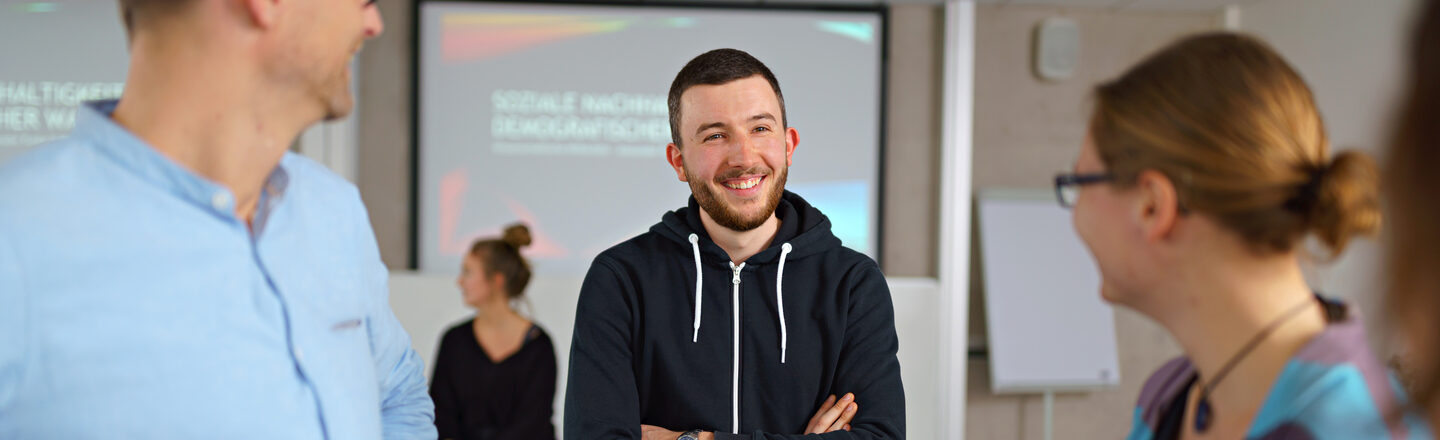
left=355, top=0, right=415, bottom=271
left=883, top=4, right=946, bottom=278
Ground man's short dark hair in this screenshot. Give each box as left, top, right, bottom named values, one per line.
left=667, top=48, right=787, bottom=146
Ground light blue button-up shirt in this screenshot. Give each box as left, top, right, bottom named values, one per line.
left=0, top=101, right=436, bottom=439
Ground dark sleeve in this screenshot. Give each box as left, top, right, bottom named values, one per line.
left=430, top=331, right=462, bottom=440
left=715, top=262, right=906, bottom=440
left=563, top=257, right=642, bottom=440
left=495, top=334, right=558, bottom=439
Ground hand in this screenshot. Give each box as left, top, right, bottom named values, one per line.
left=639, top=395, right=855, bottom=440
left=805, top=393, right=858, bottom=434
left=641, top=425, right=679, bottom=440
left=641, top=425, right=714, bottom=440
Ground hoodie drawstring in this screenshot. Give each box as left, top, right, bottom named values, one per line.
left=689, top=234, right=703, bottom=343
left=776, top=243, right=792, bottom=363
left=687, top=235, right=796, bottom=362
left=686, top=235, right=796, bottom=433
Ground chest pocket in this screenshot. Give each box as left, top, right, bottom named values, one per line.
left=313, top=278, right=375, bottom=364
left=291, top=261, right=378, bottom=386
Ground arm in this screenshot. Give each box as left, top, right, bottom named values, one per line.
left=429, top=335, right=460, bottom=440
left=495, top=336, right=558, bottom=439
left=365, top=257, right=439, bottom=440
left=713, top=262, right=906, bottom=440
left=563, top=257, right=642, bottom=439
left=351, top=191, right=437, bottom=440
left=643, top=394, right=857, bottom=440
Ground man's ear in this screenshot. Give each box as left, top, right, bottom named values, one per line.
left=784, top=126, right=798, bottom=167
left=1134, top=169, right=1181, bottom=244
left=239, top=0, right=281, bottom=29
left=666, top=142, right=687, bottom=182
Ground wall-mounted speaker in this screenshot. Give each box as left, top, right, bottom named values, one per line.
left=1034, top=17, right=1080, bottom=81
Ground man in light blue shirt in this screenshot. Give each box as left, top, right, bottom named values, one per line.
left=0, top=0, right=434, bottom=438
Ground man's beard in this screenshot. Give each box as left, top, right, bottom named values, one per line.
left=319, top=70, right=354, bottom=121
left=319, top=41, right=362, bottom=121
left=685, top=164, right=787, bottom=232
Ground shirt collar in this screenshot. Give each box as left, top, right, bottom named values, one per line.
left=76, top=99, right=290, bottom=219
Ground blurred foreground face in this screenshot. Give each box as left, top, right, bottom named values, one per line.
left=264, top=0, right=385, bottom=120
left=1070, top=131, right=1152, bottom=307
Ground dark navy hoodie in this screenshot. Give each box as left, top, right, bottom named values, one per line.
left=564, top=191, right=905, bottom=439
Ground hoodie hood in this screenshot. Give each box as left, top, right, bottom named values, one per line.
left=651, top=190, right=842, bottom=265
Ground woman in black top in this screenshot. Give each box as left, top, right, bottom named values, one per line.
left=431, top=223, right=557, bottom=440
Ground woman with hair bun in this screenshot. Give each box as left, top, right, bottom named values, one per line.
left=430, top=223, right=557, bottom=440
left=1057, top=32, right=1430, bottom=438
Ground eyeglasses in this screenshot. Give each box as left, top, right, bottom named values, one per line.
left=1054, top=172, right=1113, bottom=209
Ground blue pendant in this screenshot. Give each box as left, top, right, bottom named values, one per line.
left=1195, top=398, right=1213, bottom=432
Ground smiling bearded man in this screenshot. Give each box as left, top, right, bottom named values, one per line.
left=563, top=48, right=906, bottom=440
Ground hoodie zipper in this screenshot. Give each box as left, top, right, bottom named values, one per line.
left=729, top=261, right=744, bottom=434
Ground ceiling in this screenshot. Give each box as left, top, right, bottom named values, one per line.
left=683, top=0, right=1262, bottom=11
left=973, top=0, right=1260, bottom=12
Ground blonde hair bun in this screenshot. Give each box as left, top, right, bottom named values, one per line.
left=1310, top=151, right=1381, bottom=254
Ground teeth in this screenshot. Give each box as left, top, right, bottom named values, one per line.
left=725, top=177, right=761, bottom=190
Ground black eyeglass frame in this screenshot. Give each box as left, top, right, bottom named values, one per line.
left=1053, top=172, right=1114, bottom=209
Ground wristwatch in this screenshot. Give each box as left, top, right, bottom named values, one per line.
left=678, top=429, right=703, bottom=440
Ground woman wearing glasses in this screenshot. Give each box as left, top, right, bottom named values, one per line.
left=1059, top=32, right=1428, bottom=439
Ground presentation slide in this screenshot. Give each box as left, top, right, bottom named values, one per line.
left=417, top=1, right=884, bottom=275
left=0, top=1, right=128, bottom=164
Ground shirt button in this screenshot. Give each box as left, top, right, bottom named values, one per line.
left=211, top=192, right=232, bottom=211
left=293, top=347, right=305, bottom=362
